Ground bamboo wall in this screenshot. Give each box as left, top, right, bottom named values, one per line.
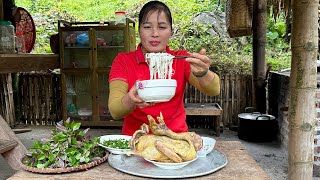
left=185, top=74, right=252, bottom=129
left=0, top=73, right=251, bottom=128
left=0, top=74, right=15, bottom=126
left=17, top=72, right=62, bottom=125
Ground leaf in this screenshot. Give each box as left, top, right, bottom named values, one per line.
left=36, top=163, right=45, bottom=168
left=71, top=121, right=81, bottom=131
left=53, top=132, right=68, bottom=142
left=48, top=154, right=55, bottom=162
left=66, top=117, right=71, bottom=124
left=267, top=31, right=279, bottom=40
left=83, top=128, right=90, bottom=134
left=65, top=147, right=76, bottom=155
left=80, top=156, right=86, bottom=163
left=37, top=154, right=46, bottom=161
left=42, top=144, right=51, bottom=151
left=71, top=137, right=78, bottom=145
left=75, top=153, right=82, bottom=160
left=31, top=141, right=41, bottom=150
left=56, top=124, right=67, bottom=132
left=68, top=156, right=77, bottom=166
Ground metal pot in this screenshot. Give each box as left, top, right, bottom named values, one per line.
left=238, top=112, right=278, bottom=142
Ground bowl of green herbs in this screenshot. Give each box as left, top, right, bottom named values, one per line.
left=98, top=135, right=132, bottom=155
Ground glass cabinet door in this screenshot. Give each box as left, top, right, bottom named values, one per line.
left=97, top=72, right=111, bottom=121
left=61, top=29, right=92, bottom=69
left=65, top=73, right=93, bottom=121
left=95, top=29, right=125, bottom=69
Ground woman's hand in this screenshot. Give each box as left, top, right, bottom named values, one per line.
left=123, top=84, right=155, bottom=109
left=186, top=48, right=211, bottom=77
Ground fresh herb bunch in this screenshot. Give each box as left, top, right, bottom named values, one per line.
left=101, top=139, right=130, bottom=149
left=22, top=118, right=105, bottom=169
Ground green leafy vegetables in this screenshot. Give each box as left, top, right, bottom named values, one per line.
left=101, top=139, right=130, bottom=149
left=21, top=118, right=106, bottom=169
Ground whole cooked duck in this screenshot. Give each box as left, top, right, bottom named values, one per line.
left=129, top=113, right=203, bottom=163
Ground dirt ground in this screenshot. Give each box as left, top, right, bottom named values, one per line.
left=0, top=125, right=306, bottom=180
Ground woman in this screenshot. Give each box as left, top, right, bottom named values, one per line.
left=108, top=0, right=220, bottom=135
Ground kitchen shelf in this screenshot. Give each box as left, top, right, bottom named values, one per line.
left=59, top=18, right=136, bottom=127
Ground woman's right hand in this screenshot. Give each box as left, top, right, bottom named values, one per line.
left=124, top=84, right=154, bottom=109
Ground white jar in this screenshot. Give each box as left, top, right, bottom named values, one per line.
left=0, top=21, right=15, bottom=54
left=115, top=11, right=126, bottom=25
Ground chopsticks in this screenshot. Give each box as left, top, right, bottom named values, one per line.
left=173, top=55, right=192, bottom=59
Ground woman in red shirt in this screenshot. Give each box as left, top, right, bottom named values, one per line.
left=108, top=0, right=220, bottom=136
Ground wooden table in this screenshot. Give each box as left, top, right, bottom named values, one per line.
left=185, top=103, right=223, bottom=136
left=8, top=141, right=271, bottom=180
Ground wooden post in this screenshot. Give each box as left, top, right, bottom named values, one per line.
left=288, top=0, right=318, bottom=179
left=252, top=0, right=267, bottom=113
left=0, top=0, right=3, bottom=20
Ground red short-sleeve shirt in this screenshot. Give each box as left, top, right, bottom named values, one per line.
left=109, top=44, right=191, bottom=135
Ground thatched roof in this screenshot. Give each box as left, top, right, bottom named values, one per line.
left=269, top=0, right=291, bottom=18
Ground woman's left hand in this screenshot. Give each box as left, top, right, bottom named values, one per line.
left=185, top=48, right=211, bottom=77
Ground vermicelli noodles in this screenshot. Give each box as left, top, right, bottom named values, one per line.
left=146, top=53, right=175, bottom=80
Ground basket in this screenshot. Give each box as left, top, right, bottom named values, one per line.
left=226, top=0, right=253, bottom=38
left=20, top=152, right=109, bottom=174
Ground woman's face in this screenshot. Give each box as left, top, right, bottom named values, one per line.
left=139, top=10, right=172, bottom=54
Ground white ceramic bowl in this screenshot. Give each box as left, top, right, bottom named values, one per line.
left=144, top=155, right=198, bottom=170
left=197, top=137, right=216, bottom=157
left=98, top=135, right=132, bottom=155
left=136, top=79, right=177, bottom=102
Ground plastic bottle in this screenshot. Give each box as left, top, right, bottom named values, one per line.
left=0, top=21, right=15, bottom=54
left=115, top=11, right=126, bottom=25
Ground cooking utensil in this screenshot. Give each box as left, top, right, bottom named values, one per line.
left=238, top=110, right=278, bottom=142
left=173, top=55, right=192, bottom=59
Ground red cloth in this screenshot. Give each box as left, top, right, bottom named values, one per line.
left=109, top=44, right=191, bottom=136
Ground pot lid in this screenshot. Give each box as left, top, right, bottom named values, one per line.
left=238, top=112, right=276, bottom=120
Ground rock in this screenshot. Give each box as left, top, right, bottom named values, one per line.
left=192, top=12, right=228, bottom=38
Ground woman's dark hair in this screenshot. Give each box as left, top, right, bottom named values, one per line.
left=138, top=1, right=172, bottom=30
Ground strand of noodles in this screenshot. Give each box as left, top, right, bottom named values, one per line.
left=146, top=53, right=174, bottom=80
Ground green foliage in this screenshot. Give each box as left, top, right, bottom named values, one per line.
left=267, top=12, right=288, bottom=50
left=22, top=118, right=105, bottom=168
left=15, top=0, right=290, bottom=72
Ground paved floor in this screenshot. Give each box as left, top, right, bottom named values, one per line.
left=1, top=125, right=289, bottom=180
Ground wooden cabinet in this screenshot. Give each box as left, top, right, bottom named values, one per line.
left=59, top=19, right=136, bottom=126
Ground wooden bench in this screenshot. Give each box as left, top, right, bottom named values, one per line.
left=185, top=103, right=223, bottom=136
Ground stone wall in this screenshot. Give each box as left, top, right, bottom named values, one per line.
left=268, top=71, right=320, bottom=176
left=315, top=90, right=320, bottom=175
left=268, top=71, right=290, bottom=148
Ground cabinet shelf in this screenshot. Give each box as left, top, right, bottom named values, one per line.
left=63, top=46, right=125, bottom=49
left=59, top=18, right=136, bottom=127
left=64, top=46, right=89, bottom=49
left=97, top=46, right=125, bottom=49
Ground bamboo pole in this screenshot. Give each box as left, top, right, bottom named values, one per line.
left=288, top=0, right=318, bottom=179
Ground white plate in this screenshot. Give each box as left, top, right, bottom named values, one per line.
left=144, top=155, right=198, bottom=170
left=108, top=149, right=227, bottom=179
left=98, top=135, right=132, bottom=155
